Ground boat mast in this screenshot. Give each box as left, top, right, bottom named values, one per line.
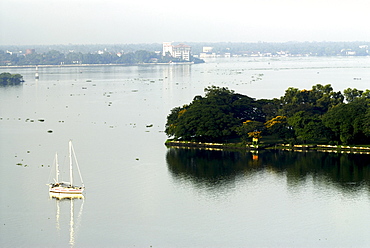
left=71, top=141, right=84, bottom=187
left=55, top=152, right=60, bottom=183
left=69, top=140, right=73, bottom=186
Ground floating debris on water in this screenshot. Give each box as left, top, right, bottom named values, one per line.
left=47, top=129, right=53, bottom=133
left=249, top=73, right=264, bottom=83
left=16, top=162, right=28, bottom=167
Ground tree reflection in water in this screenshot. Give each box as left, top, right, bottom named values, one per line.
left=166, top=148, right=370, bottom=193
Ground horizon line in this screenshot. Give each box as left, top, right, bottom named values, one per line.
left=1, top=40, right=370, bottom=47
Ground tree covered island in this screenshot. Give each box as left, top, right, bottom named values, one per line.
left=0, top=72, right=24, bottom=86
left=165, top=85, right=370, bottom=147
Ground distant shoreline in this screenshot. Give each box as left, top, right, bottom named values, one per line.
left=0, top=62, right=196, bottom=69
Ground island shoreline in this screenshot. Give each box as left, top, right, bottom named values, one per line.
left=165, top=140, right=370, bottom=154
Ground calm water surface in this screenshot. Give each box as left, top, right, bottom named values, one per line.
left=1, top=57, right=370, bottom=247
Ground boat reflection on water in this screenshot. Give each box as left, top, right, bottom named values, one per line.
left=49, top=192, right=85, bottom=200
left=49, top=193, right=85, bottom=247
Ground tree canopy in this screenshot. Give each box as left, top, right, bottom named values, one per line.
left=0, top=72, right=24, bottom=86
left=165, top=86, right=265, bottom=142
left=165, top=84, right=370, bottom=145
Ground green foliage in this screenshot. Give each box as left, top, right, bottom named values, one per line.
left=0, top=72, right=24, bottom=86
left=363, top=108, right=370, bottom=137
left=280, top=84, right=343, bottom=116
left=322, top=98, right=370, bottom=144
left=264, top=116, right=295, bottom=142
left=287, top=111, right=331, bottom=143
left=166, top=84, right=370, bottom=145
left=344, top=88, right=364, bottom=102
left=235, top=120, right=264, bottom=143
left=165, top=86, right=266, bottom=142
left=344, top=88, right=370, bottom=102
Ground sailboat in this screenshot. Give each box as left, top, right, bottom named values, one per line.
left=49, top=140, right=85, bottom=194
left=35, top=66, right=39, bottom=79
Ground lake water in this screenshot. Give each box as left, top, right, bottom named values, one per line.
left=1, top=56, right=370, bottom=247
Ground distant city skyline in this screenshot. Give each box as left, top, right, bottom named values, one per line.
left=1, top=0, right=369, bottom=45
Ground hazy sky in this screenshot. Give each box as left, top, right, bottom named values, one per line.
left=1, top=0, right=369, bottom=45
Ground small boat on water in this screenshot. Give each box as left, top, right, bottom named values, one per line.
left=49, top=140, right=85, bottom=194
left=35, top=66, right=39, bottom=79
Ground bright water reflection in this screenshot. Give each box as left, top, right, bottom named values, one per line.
left=49, top=194, right=84, bottom=248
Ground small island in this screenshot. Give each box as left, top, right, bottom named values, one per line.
left=165, top=85, right=370, bottom=150
left=0, top=72, right=24, bottom=86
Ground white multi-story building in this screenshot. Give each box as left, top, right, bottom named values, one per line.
left=162, top=42, right=173, bottom=56
left=172, top=44, right=191, bottom=61
left=162, top=42, right=191, bottom=61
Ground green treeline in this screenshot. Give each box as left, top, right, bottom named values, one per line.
left=0, top=50, right=204, bottom=66
left=165, top=85, right=370, bottom=145
left=0, top=72, right=24, bottom=86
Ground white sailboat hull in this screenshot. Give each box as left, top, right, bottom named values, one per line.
left=49, top=186, right=84, bottom=194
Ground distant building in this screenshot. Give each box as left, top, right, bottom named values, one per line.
left=202, top=47, right=213, bottom=53
left=347, top=51, right=356, bottom=56
left=162, top=42, right=173, bottom=57
left=162, top=42, right=191, bottom=61
left=199, top=52, right=216, bottom=58
left=341, top=49, right=356, bottom=56
left=172, top=44, right=191, bottom=61
left=199, top=46, right=216, bottom=58
left=25, top=49, right=35, bottom=55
